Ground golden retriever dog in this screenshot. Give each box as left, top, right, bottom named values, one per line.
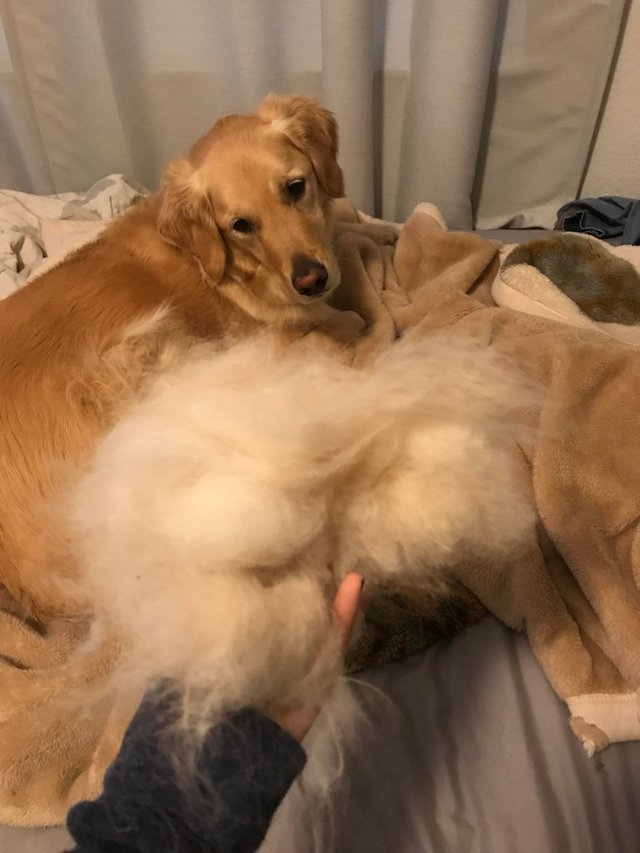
left=0, top=94, right=395, bottom=622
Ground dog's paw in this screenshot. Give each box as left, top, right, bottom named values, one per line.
left=334, top=218, right=402, bottom=246
left=352, top=211, right=402, bottom=245
left=351, top=219, right=401, bottom=246
left=324, top=310, right=367, bottom=343
left=356, top=221, right=401, bottom=245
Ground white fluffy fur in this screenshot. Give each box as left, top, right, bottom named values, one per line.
left=64, top=331, right=535, bottom=718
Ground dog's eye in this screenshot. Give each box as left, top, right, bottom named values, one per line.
left=231, top=218, right=253, bottom=234
left=286, top=179, right=306, bottom=202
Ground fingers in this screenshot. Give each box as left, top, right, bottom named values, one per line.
left=333, top=572, right=364, bottom=650
left=263, top=572, right=364, bottom=741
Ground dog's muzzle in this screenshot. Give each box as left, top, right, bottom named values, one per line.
left=291, top=255, right=329, bottom=297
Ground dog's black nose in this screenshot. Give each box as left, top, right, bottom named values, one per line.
left=291, top=255, right=328, bottom=297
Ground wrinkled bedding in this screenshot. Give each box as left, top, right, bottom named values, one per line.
left=264, top=617, right=640, bottom=853
left=4, top=619, right=639, bottom=853
left=0, top=175, right=146, bottom=296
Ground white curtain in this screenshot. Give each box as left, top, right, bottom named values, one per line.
left=0, top=0, right=636, bottom=230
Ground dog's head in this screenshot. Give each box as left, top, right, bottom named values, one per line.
left=157, top=94, right=344, bottom=310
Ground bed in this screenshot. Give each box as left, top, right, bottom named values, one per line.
left=1, top=183, right=638, bottom=852
left=4, top=617, right=639, bottom=853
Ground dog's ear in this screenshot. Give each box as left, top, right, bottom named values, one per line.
left=157, top=158, right=226, bottom=284
left=258, top=94, right=344, bottom=198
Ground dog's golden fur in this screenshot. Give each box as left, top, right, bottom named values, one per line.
left=0, top=95, right=392, bottom=620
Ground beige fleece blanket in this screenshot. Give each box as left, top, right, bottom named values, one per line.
left=386, top=207, right=640, bottom=758
left=1, top=201, right=639, bottom=827
left=336, top=202, right=640, bottom=755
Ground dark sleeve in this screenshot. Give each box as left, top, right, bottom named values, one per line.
left=66, top=687, right=306, bottom=853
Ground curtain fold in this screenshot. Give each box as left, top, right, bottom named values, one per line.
left=396, top=0, right=500, bottom=228
left=0, top=0, right=634, bottom=229
left=581, top=0, right=640, bottom=201
left=321, top=0, right=376, bottom=215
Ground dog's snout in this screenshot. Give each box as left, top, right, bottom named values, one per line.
left=291, top=255, right=329, bottom=297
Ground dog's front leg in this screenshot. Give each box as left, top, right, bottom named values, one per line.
left=334, top=216, right=401, bottom=247
left=310, top=302, right=367, bottom=344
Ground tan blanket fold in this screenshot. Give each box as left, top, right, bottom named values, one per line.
left=1, top=201, right=638, bottom=827
left=0, top=587, right=138, bottom=826
left=389, top=206, right=640, bottom=756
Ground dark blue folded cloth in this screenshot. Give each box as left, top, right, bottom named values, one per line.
left=556, top=196, right=640, bottom=245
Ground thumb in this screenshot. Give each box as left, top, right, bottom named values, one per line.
left=333, top=572, right=364, bottom=650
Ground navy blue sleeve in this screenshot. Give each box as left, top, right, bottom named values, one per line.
left=66, top=687, right=306, bottom=853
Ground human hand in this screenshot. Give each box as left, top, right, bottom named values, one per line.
left=264, top=572, right=364, bottom=741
